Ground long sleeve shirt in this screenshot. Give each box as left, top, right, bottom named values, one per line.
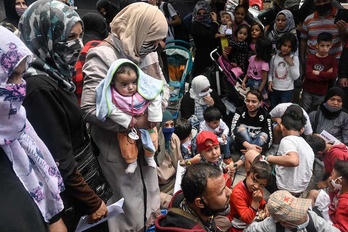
left=303, top=53, right=338, bottom=96
left=199, top=119, right=229, bottom=137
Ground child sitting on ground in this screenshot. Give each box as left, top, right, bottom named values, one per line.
left=229, top=157, right=271, bottom=232
left=307, top=160, right=348, bottom=232
left=96, top=58, right=163, bottom=173
left=200, top=107, right=231, bottom=161
left=216, top=11, right=233, bottom=52
left=302, top=32, right=338, bottom=111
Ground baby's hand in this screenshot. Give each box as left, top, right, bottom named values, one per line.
left=221, top=134, right=227, bottom=142
left=149, top=122, right=159, bottom=129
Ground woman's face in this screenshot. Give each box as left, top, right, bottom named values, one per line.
left=68, top=22, right=83, bottom=41
left=276, top=14, right=287, bottom=31
left=15, top=0, right=27, bottom=8
left=327, top=96, right=343, bottom=109
left=7, top=59, right=27, bottom=84
left=245, top=93, right=260, bottom=112
left=163, top=120, right=174, bottom=128
left=251, top=25, right=261, bottom=39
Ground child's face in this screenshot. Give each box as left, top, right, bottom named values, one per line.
left=280, top=40, right=292, bottom=56
left=114, top=69, right=137, bottom=96
left=234, top=8, right=246, bottom=24
left=317, top=41, right=332, bottom=56
left=221, top=14, right=231, bottom=25
left=245, top=93, right=260, bottom=112
left=201, top=141, right=221, bottom=163
left=207, top=120, right=220, bottom=130
left=245, top=172, right=267, bottom=192
left=276, top=14, right=287, bottom=31
left=237, top=28, right=248, bottom=42
left=251, top=25, right=261, bottom=40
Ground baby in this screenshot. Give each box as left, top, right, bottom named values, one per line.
left=216, top=11, right=233, bottom=52
left=96, top=58, right=163, bottom=173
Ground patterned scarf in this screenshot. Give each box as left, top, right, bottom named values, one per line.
left=18, top=0, right=83, bottom=92
left=0, top=26, right=64, bottom=222
left=272, top=10, right=296, bottom=40
left=192, top=0, right=212, bottom=27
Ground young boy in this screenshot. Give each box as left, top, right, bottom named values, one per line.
left=200, top=107, right=231, bottom=161
left=302, top=32, right=338, bottom=111
left=307, top=160, right=348, bottom=232
left=216, top=11, right=233, bottom=52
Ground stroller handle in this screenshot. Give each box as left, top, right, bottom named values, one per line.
left=210, top=49, right=223, bottom=72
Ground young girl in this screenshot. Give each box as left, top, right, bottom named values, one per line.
left=226, top=24, right=250, bottom=79
left=229, top=158, right=271, bottom=232
left=231, top=5, right=249, bottom=41
left=96, top=59, right=163, bottom=173
left=242, top=38, right=272, bottom=101
left=268, top=32, right=300, bottom=108
left=249, top=22, right=264, bottom=55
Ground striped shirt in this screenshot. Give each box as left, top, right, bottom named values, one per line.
left=300, top=7, right=344, bottom=59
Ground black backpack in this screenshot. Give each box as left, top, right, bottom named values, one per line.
left=162, top=2, right=190, bottom=42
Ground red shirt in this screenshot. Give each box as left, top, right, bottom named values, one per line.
left=324, top=144, right=348, bottom=174
left=329, top=191, right=348, bottom=232
left=303, top=53, right=338, bottom=96
left=229, top=179, right=266, bottom=231
left=73, top=40, right=102, bottom=105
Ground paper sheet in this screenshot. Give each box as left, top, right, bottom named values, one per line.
left=320, top=130, right=342, bottom=145
left=173, top=160, right=186, bottom=194
left=75, top=198, right=124, bottom=232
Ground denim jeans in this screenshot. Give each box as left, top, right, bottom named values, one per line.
left=237, top=124, right=268, bottom=147
left=219, top=136, right=232, bottom=159
left=271, top=89, right=293, bottom=109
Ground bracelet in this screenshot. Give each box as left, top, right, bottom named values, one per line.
left=186, top=160, right=192, bottom=166
left=250, top=205, right=258, bottom=212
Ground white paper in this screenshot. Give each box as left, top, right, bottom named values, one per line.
left=75, top=198, right=124, bottom=232
left=320, top=130, right=342, bottom=145
left=173, top=160, right=186, bottom=194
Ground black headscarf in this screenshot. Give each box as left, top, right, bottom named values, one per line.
left=96, top=0, right=119, bottom=25
left=81, top=12, right=108, bottom=44
left=3, top=0, right=28, bottom=27
left=119, top=0, right=137, bottom=10
left=321, top=87, right=346, bottom=119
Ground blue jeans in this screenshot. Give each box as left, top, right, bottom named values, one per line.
left=219, top=136, right=232, bottom=159
left=271, top=89, right=293, bottom=109
left=237, top=124, right=268, bottom=147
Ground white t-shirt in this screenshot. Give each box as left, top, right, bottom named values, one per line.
left=275, top=135, right=314, bottom=193
left=159, top=2, right=177, bottom=43
left=269, top=103, right=313, bottom=135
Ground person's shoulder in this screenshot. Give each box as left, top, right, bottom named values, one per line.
left=24, top=72, right=57, bottom=92
left=231, top=180, right=245, bottom=195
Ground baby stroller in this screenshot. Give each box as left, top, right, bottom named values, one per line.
left=164, top=40, right=193, bottom=119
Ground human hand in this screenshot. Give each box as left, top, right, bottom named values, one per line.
left=242, top=81, right=246, bottom=90
left=49, top=218, right=67, bottom=232
left=223, top=46, right=232, bottom=57
left=231, top=62, right=237, bottom=67
left=252, top=189, right=263, bottom=203
left=88, top=201, right=108, bottom=224
left=339, top=78, right=348, bottom=87
left=134, top=113, right=149, bottom=129
left=203, top=96, right=214, bottom=106
left=268, top=82, right=273, bottom=92
left=149, top=122, right=159, bottom=129
left=284, top=55, right=294, bottom=66
left=327, top=68, right=333, bottom=73
left=264, top=205, right=270, bottom=217
left=210, top=12, right=217, bottom=22
left=336, top=20, right=348, bottom=36
left=191, top=154, right=201, bottom=164
left=222, top=134, right=227, bottom=142
left=312, top=70, right=320, bottom=75
left=247, top=144, right=262, bottom=153
left=159, top=40, right=166, bottom=49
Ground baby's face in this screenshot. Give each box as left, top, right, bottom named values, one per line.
left=114, top=70, right=137, bottom=96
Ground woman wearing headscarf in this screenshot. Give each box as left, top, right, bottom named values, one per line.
left=0, top=26, right=65, bottom=231
left=0, top=0, right=28, bottom=34
left=81, top=2, right=168, bottom=231
left=180, top=75, right=226, bottom=125
left=309, top=87, right=348, bottom=145
left=18, top=0, right=107, bottom=230
left=96, top=0, right=119, bottom=29
left=156, top=110, right=184, bottom=208
left=266, top=9, right=298, bottom=55
left=191, top=0, right=219, bottom=77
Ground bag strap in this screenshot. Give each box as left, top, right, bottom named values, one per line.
left=163, top=2, right=170, bottom=19
left=314, top=105, right=321, bottom=132
left=306, top=212, right=317, bottom=232
left=168, top=208, right=206, bottom=229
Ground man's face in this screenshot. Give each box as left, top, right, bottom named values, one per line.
left=201, top=174, right=232, bottom=214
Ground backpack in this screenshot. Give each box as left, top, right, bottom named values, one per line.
left=162, top=2, right=190, bottom=42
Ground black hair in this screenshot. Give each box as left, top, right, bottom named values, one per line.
left=181, top=163, right=222, bottom=203
left=175, top=118, right=192, bottom=141
left=276, top=32, right=298, bottom=53
left=235, top=24, right=250, bottom=43
left=203, top=107, right=221, bottom=122
left=250, top=22, right=264, bottom=38
left=113, top=62, right=138, bottom=80
left=234, top=5, right=247, bottom=15
left=305, top=135, right=326, bottom=156
left=317, top=32, right=333, bottom=44
left=255, top=38, right=272, bottom=63
left=246, top=89, right=263, bottom=101
left=247, top=155, right=272, bottom=181
left=281, top=104, right=306, bottom=132
left=333, top=160, right=348, bottom=181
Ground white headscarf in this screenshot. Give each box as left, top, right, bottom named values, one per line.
left=189, top=75, right=212, bottom=105
left=0, top=26, right=64, bottom=222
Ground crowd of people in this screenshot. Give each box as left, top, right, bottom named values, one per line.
left=1, top=0, right=348, bottom=231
